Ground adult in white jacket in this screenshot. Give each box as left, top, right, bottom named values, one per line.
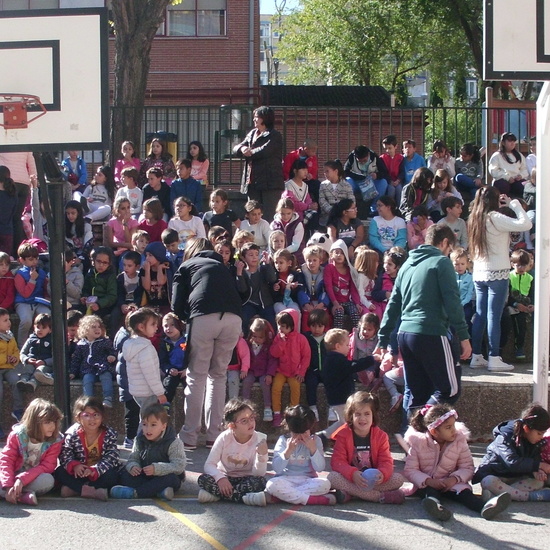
left=467, top=186, right=532, bottom=372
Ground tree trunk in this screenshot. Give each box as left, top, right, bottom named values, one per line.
left=110, top=0, right=172, bottom=163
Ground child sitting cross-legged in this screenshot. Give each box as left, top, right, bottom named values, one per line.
left=55, top=396, right=121, bottom=501
left=266, top=405, right=335, bottom=505
left=328, top=390, right=405, bottom=505
left=110, top=403, right=186, bottom=501
left=404, top=403, right=511, bottom=521
left=197, top=398, right=269, bottom=506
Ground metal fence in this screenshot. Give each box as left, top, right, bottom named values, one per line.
left=78, top=103, right=537, bottom=187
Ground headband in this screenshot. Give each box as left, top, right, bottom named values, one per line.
left=427, top=409, right=457, bottom=431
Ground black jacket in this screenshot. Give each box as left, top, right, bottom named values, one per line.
left=172, top=250, right=242, bottom=322
left=473, top=420, right=543, bottom=483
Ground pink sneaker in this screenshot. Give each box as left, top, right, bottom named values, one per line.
left=272, top=412, right=282, bottom=427
left=18, top=492, right=38, bottom=506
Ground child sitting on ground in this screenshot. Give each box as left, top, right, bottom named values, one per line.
left=266, top=405, right=335, bottom=505
left=0, top=398, right=63, bottom=506
left=328, top=391, right=405, bottom=504
left=404, top=403, right=511, bottom=521
left=111, top=403, right=186, bottom=501
left=270, top=310, right=311, bottom=428
left=55, top=396, right=121, bottom=501
left=17, top=313, right=53, bottom=393
left=197, top=398, right=269, bottom=506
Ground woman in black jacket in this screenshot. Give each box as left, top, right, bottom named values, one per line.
left=171, top=238, right=242, bottom=450
left=234, top=106, right=284, bottom=221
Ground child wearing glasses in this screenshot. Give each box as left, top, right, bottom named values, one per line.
left=197, top=398, right=269, bottom=506
left=80, top=247, right=117, bottom=322
left=55, top=396, right=121, bottom=501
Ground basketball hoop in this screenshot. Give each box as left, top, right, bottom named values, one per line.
left=0, top=94, right=47, bottom=129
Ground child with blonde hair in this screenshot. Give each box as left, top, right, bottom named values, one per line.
left=0, top=398, right=63, bottom=505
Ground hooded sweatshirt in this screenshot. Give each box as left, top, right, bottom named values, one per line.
left=269, top=308, right=311, bottom=378
left=324, top=239, right=362, bottom=306
left=378, top=244, right=469, bottom=348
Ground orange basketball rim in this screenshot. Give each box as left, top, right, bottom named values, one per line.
left=0, top=94, right=47, bottom=129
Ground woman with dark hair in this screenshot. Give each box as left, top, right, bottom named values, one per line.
left=488, top=133, right=529, bottom=199
left=327, top=198, right=364, bottom=257
left=171, top=237, right=242, bottom=450
left=467, top=186, right=531, bottom=372
left=234, top=106, right=284, bottom=220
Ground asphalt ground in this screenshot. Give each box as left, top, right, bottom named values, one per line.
left=1, top=441, right=549, bottom=550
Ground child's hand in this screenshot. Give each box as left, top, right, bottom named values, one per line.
left=130, top=466, right=142, bottom=476
left=29, top=267, right=39, bottom=281
left=273, top=282, right=281, bottom=292
left=284, top=436, right=298, bottom=458
left=142, top=465, right=155, bottom=476
left=331, top=303, right=342, bottom=315
left=265, top=375, right=272, bottom=385
left=239, top=370, right=248, bottom=380
left=256, top=439, right=268, bottom=456
left=87, top=197, right=94, bottom=202
left=74, top=464, right=92, bottom=478
left=235, top=260, right=245, bottom=276
left=69, top=373, right=75, bottom=380
left=217, top=477, right=233, bottom=497
left=295, top=375, right=304, bottom=383
left=8, top=355, right=18, bottom=365
left=303, top=303, right=313, bottom=312
left=528, top=305, right=535, bottom=313
left=7, top=479, right=23, bottom=504
left=301, top=431, right=318, bottom=455
left=179, top=369, right=187, bottom=379
left=157, top=394, right=168, bottom=404
left=534, top=469, right=548, bottom=482
left=90, top=303, right=99, bottom=312
left=440, top=476, right=458, bottom=491
left=107, top=355, right=116, bottom=363
left=169, top=368, right=179, bottom=376
left=352, top=470, right=370, bottom=488
left=80, top=297, right=88, bottom=304
left=425, top=477, right=447, bottom=490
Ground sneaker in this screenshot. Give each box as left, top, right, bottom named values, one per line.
left=123, top=437, right=134, bottom=449
left=11, top=409, right=24, bottom=422
left=183, top=442, right=197, bottom=451
left=422, top=496, right=452, bottom=521
left=16, top=380, right=30, bottom=393
left=328, top=407, right=338, bottom=422
left=335, top=489, right=352, bottom=504
left=33, top=370, right=54, bottom=386
left=18, top=492, right=38, bottom=506
left=469, top=353, right=488, bottom=369
left=102, top=398, right=113, bottom=408
left=60, top=486, right=79, bottom=498
left=205, top=441, right=215, bottom=449
left=198, top=489, right=220, bottom=503
left=515, top=347, right=526, bottom=359
left=389, top=394, right=403, bottom=414
left=110, top=485, right=137, bottom=499
left=272, top=412, right=282, bottom=428
left=487, top=356, right=514, bottom=372
left=380, top=490, right=405, bottom=505
left=263, top=408, right=273, bottom=422
left=242, top=491, right=267, bottom=507
left=310, top=406, right=319, bottom=421
left=81, top=485, right=108, bottom=501
left=157, top=487, right=174, bottom=501
left=481, top=492, right=512, bottom=520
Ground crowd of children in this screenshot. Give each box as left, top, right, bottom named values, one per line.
left=0, top=133, right=545, bottom=515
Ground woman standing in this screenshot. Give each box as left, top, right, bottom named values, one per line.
left=234, top=106, right=284, bottom=220
left=468, top=186, right=531, bottom=372
left=171, top=238, right=242, bottom=450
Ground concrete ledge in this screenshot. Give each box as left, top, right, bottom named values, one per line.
left=2, top=361, right=546, bottom=440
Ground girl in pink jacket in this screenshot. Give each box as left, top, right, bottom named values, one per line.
left=0, top=398, right=63, bottom=506
left=404, top=404, right=511, bottom=521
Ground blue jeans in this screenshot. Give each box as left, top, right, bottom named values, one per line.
left=454, top=173, right=478, bottom=192
left=82, top=372, right=114, bottom=401
left=346, top=177, right=389, bottom=200
left=472, top=279, right=509, bottom=357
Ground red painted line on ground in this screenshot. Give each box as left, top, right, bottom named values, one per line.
left=232, top=505, right=302, bottom=550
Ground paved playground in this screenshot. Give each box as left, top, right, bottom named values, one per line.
left=1, top=440, right=549, bottom=550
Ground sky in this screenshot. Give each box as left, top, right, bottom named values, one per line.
left=260, top=0, right=300, bottom=14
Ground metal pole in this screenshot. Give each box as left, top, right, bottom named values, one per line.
left=34, top=153, right=71, bottom=427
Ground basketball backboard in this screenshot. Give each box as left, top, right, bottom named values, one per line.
left=485, top=0, right=550, bottom=81
left=0, top=7, right=109, bottom=152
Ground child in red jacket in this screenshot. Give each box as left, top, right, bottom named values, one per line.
left=0, top=253, right=15, bottom=310
left=328, top=391, right=404, bottom=504
left=270, top=309, right=311, bottom=427
left=0, top=398, right=63, bottom=506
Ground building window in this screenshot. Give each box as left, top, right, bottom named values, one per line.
left=466, top=79, right=478, bottom=99
left=0, top=0, right=58, bottom=8
left=167, top=0, right=226, bottom=37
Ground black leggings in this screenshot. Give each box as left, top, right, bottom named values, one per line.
left=419, top=487, right=484, bottom=513
left=198, top=473, right=266, bottom=503
left=118, top=469, right=183, bottom=498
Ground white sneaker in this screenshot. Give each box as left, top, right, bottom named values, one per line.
left=33, top=370, right=54, bottom=385
left=469, top=353, right=488, bottom=369
left=198, top=489, right=220, bottom=503
left=328, top=407, right=338, bottom=422
left=488, top=356, right=514, bottom=372
left=242, top=491, right=267, bottom=507
left=310, top=405, right=319, bottom=421
left=263, top=408, right=273, bottom=422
